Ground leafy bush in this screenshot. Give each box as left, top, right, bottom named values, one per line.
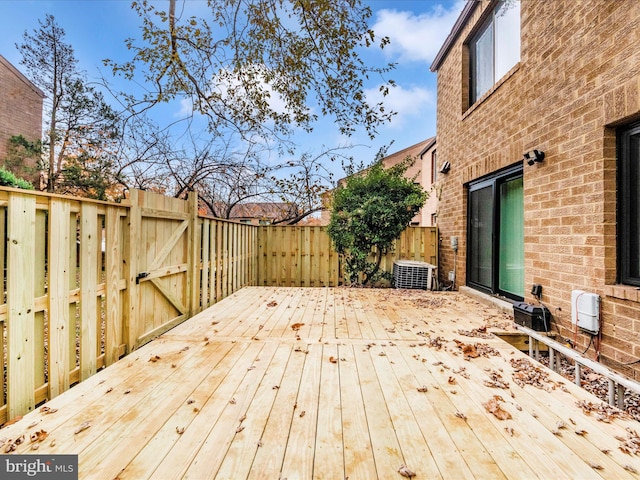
left=327, top=157, right=426, bottom=286
left=0, top=167, right=34, bottom=190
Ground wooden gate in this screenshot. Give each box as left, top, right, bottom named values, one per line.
left=126, top=190, right=198, bottom=349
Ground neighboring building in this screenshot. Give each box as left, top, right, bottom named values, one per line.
left=322, top=138, right=439, bottom=226
left=379, top=137, right=438, bottom=226
left=431, top=0, right=640, bottom=376
left=0, top=55, right=44, bottom=182
left=207, top=202, right=297, bottom=225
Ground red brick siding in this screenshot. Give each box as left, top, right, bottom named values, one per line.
left=435, top=1, right=640, bottom=376
left=0, top=56, right=43, bottom=180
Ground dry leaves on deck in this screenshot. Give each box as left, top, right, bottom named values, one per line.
left=617, top=428, right=640, bottom=455
left=484, top=370, right=510, bottom=389
left=398, top=464, right=416, bottom=478
left=74, top=422, right=91, bottom=435
left=30, top=430, right=48, bottom=444
left=457, top=325, right=493, bottom=339
left=454, top=339, right=479, bottom=359
left=267, top=301, right=278, bottom=307
left=510, top=358, right=559, bottom=390
left=483, top=395, right=512, bottom=420
left=575, top=400, right=628, bottom=422
left=291, top=323, right=305, bottom=331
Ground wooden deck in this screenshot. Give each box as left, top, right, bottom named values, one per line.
left=2, top=287, right=640, bottom=479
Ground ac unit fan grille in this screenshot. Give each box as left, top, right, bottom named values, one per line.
left=393, top=260, right=435, bottom=290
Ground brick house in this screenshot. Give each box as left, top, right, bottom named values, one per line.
left=0, top=55, right=44, bottom=182
left=431, top=0, right=640, bottom=376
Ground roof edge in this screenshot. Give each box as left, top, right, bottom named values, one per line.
left=0, top=55, right=45, bottom=98
left=429, top=1, right=479, bottom=72
left=418, top=137, right=437, bottom=158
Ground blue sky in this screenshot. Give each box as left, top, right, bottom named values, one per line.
left=0, top=0, right=464, bottom=171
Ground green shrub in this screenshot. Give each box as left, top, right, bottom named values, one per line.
left=0, top=167, right=34, bottom=190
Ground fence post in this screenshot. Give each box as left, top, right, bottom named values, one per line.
left=187, top=191, right=200, bottom=316
left=6, top=193, right=36, bottom=419
left=124, top=189, right=141, bottom=352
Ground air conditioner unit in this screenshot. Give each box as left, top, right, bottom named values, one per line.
left=393, top=260, right=436, bottom=290
left=571, top=290, right=600, bottom=334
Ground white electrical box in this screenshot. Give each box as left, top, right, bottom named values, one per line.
left=571, top=290, right=600, bottom=334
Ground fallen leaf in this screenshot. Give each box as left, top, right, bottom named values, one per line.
left=483, top=396, right=512, bottom=420
left=4, top=442, right=16, bottom=453
left=624, top=464, right=638, bottom=474
left=176, top=426, right=185, bottom=434
left=299, top=411, right=306, bottom=418
left=267, top=301, right=278, bottom=307
left=455, top=411, right=467, bottom=421
left=587, top=462, right=603, bottom=470
left=329, top=356, right=338, bottom=364
left=14, top=434, right=25, bottom=445
left=398, top=465, right=416, bottom=478
left=106, top=387, right=113, bottom=393
left=229, top=398, right=237, bottom=405
left=575, top=429, right=588, bottom=436
left=448, top=377, right=457, bottom=385
left=124, top=389, right=132, bottom=394
left=417, top=386, right=428, bottom=393
left=236, top=425, right=245, bottom=433
left=74, top=422, right=91, bottom=435
left=504, top=427, right=515, bottom=437
left=291, top=323, right=305, bottom=331
left=149, top=355, right=161, bottom=362
left=30, top=430, right=48, bottom=443
left=239, top=414, right=246, bottom=423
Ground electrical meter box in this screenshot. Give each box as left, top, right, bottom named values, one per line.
left=513, top=302, right=551, bottom=332
left=571, top=290, right=600, bottom=334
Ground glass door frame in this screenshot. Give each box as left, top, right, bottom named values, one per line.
left=466, top=163, right=524, bottom=301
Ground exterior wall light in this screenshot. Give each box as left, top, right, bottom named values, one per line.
left=524, top=149, right=545, bottom=166
left=439, top=160, right=451, bottom=174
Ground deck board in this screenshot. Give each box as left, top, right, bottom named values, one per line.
left=2, top=286, right=640, bottom=479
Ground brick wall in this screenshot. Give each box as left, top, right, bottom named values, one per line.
left=434, top=1, right=640, bottom=376
left=0, top=56, right=43, bottom=181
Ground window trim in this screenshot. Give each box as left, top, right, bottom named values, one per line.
left=618, top=121, right=640, bottom=286
left=468, top=0, right=520, bottom=105
left=431, top=150, right=438, bottom=184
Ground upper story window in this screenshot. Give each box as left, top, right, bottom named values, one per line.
left=469, top=0, right=521, bottom=104
left=618, top=121, right=640, bottom=286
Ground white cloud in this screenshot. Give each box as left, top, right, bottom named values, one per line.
left=372, top=1, right=466, bottom=63
left=365, top=83, right=434, bottom=129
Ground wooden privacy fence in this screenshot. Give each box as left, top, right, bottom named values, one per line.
left=0, top=186, right=436, bottom=425
left=256, top=225, right=438, bottom=286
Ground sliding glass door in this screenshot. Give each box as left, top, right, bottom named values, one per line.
left=467, top=165, right=524, bottom=300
